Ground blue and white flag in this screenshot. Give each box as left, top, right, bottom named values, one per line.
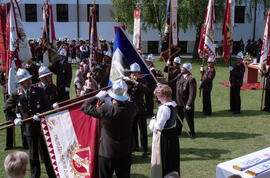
left=109, top=27, right=155, bottom=85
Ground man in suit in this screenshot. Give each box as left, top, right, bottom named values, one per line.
left=169, top=63, right=197, bottom=138
left=200, top=57, right=216, bottom=115
left=38, top=65, right=58, bottom=106
left=262, top=59, right=270, bottom=112
left=229, top=52, right=245, bottom=114
left=81, top=79, right=138, bottom=178
left=4, top=68, right=56, bottom=178
left=125, top=63, right=149, bottom=157
left=49, top=48, right=72, bottom=102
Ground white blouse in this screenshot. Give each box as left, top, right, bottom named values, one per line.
left=149, top=101, right=177, bottom=133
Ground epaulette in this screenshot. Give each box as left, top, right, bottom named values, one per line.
left=17, top=88, right=23, bottom=95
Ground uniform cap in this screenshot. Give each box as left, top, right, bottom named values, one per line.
left=17, top=68, right=32, bottom=83
left=207, top=57, right=215, bottom=63
left=236, top=52, right=244, bottom=59
left=130, top=62, right=141, bottom=72
left=59, top=48, right=67, bottom=56
left=108, top=79, right=129, bottom=101
left=145, top=54, right=154, bottom=63
left=182, top=63, right=192, bottom=72
left=173, top=57, right=181, bottom=64
left=38, top=65, right=52, bottom=78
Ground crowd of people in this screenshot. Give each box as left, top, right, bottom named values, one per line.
left=1, top=35, right=270, bottom=177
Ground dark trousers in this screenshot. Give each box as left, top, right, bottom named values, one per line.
left=57, top=88, right=70, bottom=102
left=25, top=134, right=56, bottom=178
left=177, top=106, right=195, bottom=135
left=145, top=92, right=154, bottom=116
left=202, top=89, right=212, bottom=115
left=132, top=114, right=148, bottom=153
left=36, top=55, right=43, bottom=63
left=99, top=155, right=131, bottom=178
left=265, top=89, right=270, bottom=109
left=230, top=86, right=241, bottom=112
left=161, top=128, right=180, bottom=176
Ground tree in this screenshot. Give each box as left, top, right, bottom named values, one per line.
left=111, top=0, right=167, bottom=51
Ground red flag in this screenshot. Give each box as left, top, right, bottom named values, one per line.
left=42, top=3, right=58, bottom=66
left=223, top=0, right=235, bottom=66
left=0, top=3, right=9, bottom=72
left=42, top=105, right=99, bottom=177
left=89, top=6, right=102, bottom=66
left=259, top=9, right=270, bottom=74
left=133, top=9, right=142, bottom=54
left=198, top=0, right=215, bottom=59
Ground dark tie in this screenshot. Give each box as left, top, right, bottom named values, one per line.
left=26, top=90, right=31, bottom=100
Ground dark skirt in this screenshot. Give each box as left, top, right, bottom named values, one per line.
left=161, top=127, right=180, bottom=176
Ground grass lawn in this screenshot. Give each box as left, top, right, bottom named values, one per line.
left=0, top=58, right=269, bottom=178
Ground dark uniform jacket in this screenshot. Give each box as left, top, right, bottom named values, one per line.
left=4, top=87, right=51, bottom=136
left=265, top=67, right=270, bottom=90
left=171, top=73, right=197, bottom=107
left=164, top=66, right=181, bottom=80
left=49, top=59, right=72, bottom=90
left=81, top=97, right=138, bottom=158
left=127, top=80, right=149, bottom=115
left=230, top=62, right=245, bottom=87
left=38, top=82, right=58, bottom=106
left=201, top=67, right=216, bottom=91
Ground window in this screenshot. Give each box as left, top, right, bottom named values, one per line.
left=25, top=4, right=37, bottom=22
left=87, top=4, right=99, bottom=22
left=148, top=41, right=159, bottom=54
left=235, top=6, right=245, bottom=23
left=56, top=4, right=68, bottom=22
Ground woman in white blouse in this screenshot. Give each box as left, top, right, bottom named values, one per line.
left=149, top=84, right=180, bottom=178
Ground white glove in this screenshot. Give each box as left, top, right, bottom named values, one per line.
left=186, top=105, right=191, bottom=110
left=266, top=66, right=269, bottom=73
left=123, top=76, right=131, bottom=81
left=199, top=81, right=202, bottom=86
left=65, top=87, right=70, bottom=92
left=53, top=102, right=59, bottom=109
left=14, top=118, right=22, bottom=125
left=200, top=67, right=204, bottom=72
left=96, top=90, right=107, bottom=101
left=229, top=82, right=231, bottom=87
left=229, top=66, right=233, bottom=71
left=166, top=60, right=170, bottom=65
left=33, top=115, right=40, bottom=121
left=156, top=83, right=162, bottom=87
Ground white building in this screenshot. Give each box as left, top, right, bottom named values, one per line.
left=4, top=0, right=268, bottom=54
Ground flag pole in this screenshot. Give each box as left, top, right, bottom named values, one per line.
left=168, top=0, right=172, bottom=81
left=199, top=49, right=206, bottom=97
left=0, top=86, right=111, bottom=131
left=260, top=75, right=266, bottom=111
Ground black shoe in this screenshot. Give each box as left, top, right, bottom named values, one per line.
left=3, top=147, right=13, bottom=151
left=263, top=107, right=269, bottom=112
left=234, top=111, right=240, bottom=114
left=228, top=109, right=234, bottom=112
left=189, top=133, right=196, bottom=139
left=141, top=152, right=148, bottom=158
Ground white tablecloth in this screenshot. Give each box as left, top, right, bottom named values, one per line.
left=216, top=147, right=270, bottom=178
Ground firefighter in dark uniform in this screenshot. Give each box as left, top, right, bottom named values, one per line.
left=49, top=48, right=72, bottom=102
left=144, top=54, right=157, bottom=117
left=125, top=62, right=149, bottom=157
left=164, top=56, right=181, bottom=100
left=81, top=79, right=138, bottom=178
left=169, top=63, right=197, bottom=138
left=100, top=51, right=112, bottom=88
left=25, top=58, right=40, bottom=84
left=38, top=65, right=58, bottom=106
left=4, top=68, right=56, bottom=178
left=262, top=59, right=270, bottom=112
left=200, top=57, right=216, bottom=115
left=229, top=52, right=245, bottom=114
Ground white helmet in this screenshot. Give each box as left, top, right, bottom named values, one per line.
left=39, top=65, right=52, bottom=78
left=236, top=52, right=244, bottom=59
left=182, top=63, right=192, bottom=72
left=59, top=48, right=67, bottom=56
left=145, top=54, right=154, bottom=63
left=173, top=56, right=181, bottom=64
left=108, top=79, right=129, bottom=101
left=207, top=57, right=215, bottom=63
left=17, top=68, right=32, bottom=83
left=105, top=50, right=112, bottom=57
left=130, top=62, right=141, bottom=72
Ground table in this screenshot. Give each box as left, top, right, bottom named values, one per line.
left=246, top=63, right=262, bottom=88
left=216, top=147, right=270, bottom=178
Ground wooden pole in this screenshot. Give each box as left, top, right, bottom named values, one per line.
left=199, top=48, right=206, bottom=97
left=260, top=76, right=266, bottom=111
left=0, top=86, right=111, bottom=131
